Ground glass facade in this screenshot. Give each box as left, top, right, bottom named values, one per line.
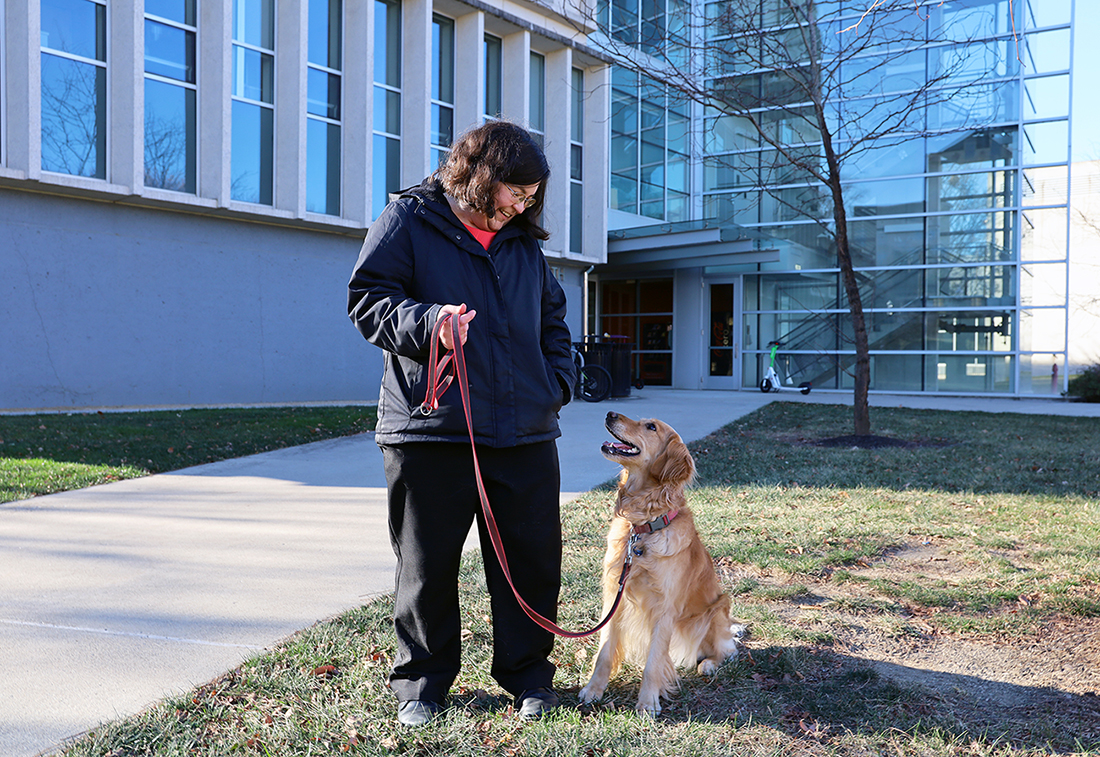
left=372, top=0, right=401, bottom=220
left=231, top=0, right=275, bottom=205
left=306, top=0, right=342, bottom=216
left=602, top=0, right=1075, bottom=397
left=610, top=68, right=690, bottom=221
left=144, top=0, right=197, bottom=193
left=41, top=0, right=107, bottom=179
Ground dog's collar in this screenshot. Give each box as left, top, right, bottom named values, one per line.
left=632, top=509, right=679, bottom=535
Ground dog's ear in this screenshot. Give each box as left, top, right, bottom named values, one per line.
left=655, top=436, right=695, bottom=485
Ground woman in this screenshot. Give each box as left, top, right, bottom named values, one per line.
left=348, top=121, right=576, bottom=726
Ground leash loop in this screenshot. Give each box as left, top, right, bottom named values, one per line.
left=421, top=314, right=630, bottom=639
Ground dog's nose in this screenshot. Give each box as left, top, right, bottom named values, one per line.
left=606, top=411, right=618, bottom=422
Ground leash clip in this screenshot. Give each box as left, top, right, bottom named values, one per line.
left=627, top=532, right=642, bottom=561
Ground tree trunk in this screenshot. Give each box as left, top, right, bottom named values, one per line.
left=823, top=153, right=872, bottom=435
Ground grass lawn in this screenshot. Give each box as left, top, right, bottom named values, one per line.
left=6, top=402, right=1099, bottom=756
left=0, top=406, right=377, bottom=502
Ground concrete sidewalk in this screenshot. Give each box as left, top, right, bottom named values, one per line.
left=1, top=390, right=1096, bottom=756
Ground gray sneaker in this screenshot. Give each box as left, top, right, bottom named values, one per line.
left=516, top=688, right=559, bottom=720
left=397, top=699, right=442, bottom=727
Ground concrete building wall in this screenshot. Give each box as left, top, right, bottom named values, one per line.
left=1, top=0, right=609, bottom=411
left=1, top=189, right=374, bottom=410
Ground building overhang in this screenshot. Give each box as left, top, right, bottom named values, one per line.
left=598, top=221, right=780, bottom=275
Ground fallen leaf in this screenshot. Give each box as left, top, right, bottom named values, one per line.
left=312, top=664, right=338, bottom=677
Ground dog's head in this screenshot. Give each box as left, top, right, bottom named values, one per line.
left=602, top=411, right=695, bottom=493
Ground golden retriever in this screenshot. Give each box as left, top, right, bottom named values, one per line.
left=579, top=411, right=743, bottom=716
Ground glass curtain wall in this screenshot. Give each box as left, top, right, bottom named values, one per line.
left=698, top=0, right=1071, bottom=395
left=144, top=0, right=197, bottom=193
left=610, top=68, right=690, bottom=221
left=41, top=0, right=108, bottom=179
left=372, top=0, right=400, bottom=220
left=231, top=0, right=274, bottom=204
left=306, top=0, right=342, bottom=215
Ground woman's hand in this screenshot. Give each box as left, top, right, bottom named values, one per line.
left=437, top=304, right=477, bottom=351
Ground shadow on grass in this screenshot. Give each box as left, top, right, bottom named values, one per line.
left=567, top=644, right=1099, bottom=755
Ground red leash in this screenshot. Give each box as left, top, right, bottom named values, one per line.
left=420, top=315, right=632, bottom=639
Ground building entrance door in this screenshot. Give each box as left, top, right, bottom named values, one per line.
left=705, top=281, right=740, bottom=389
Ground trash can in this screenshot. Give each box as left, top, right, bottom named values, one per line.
left=581, top=335, right=632, bottom=398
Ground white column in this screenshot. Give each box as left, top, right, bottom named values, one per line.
left=199, top=0, right=233, bottom=204
left=7, top=0, right=41, bottom=177
left=275, top=0, right=308, bottom=214
left=111, top=0, right=143, bottom=190
left=401, top=0, right=432, bottom=186
left=453, top=11, right=485, bottom=140
left=501, top=30, right=530, bottom=126
left=343, top=0, right=372, bottom=225
left=583, top=63, right=610, bottom=264
left=542, top=46, right=572, bottom=258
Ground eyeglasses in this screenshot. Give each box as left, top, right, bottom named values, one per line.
left=503, top=183, right=538, bottom=209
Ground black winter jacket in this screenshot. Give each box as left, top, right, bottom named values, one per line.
left=348, top=179, right=576, bottom=447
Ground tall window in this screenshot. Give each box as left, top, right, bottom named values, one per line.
left=528, top=51, right=545, bottom=148
left=570, top=68, right=584, bottom=253
left=231, top=0, right=274, bottom=205
left=144, top=0, right=197, bottom=193
left=483, top=34, right=502, bottom=121
left=431, top=14, right=454, bottom=169
left=372, top=0, right=400, bottom=220
left=307, top=0, right=342, bottom=215
left=41, top=0, right=107, bottom=178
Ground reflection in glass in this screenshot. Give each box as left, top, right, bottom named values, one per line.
left=373, top=87, right=401, bottom=134
left=146, top=0, right=196, bottom=25
left=41, top=53, right=106, bottom=178
left=307, top=119, right=341, bottom=215
left=308, top=0, right=342, bottom=69
left=233, top=46, right=274, bottom=103
left=308, top=68, right=341, bottom=119
left=145, top=19, right=195, bottom=82
left=231, top=100, right=273, bottom=204
left=372, top=134, right=401, bottom=221
left=144, top=79, right=196, bottom=192
left=233, top=0, right=274, bottom=49
left=41, top=0, right=105, bottom=59
left=484, top=35, right=502, bottom=120
left=373, top=0, right=401, bottom=220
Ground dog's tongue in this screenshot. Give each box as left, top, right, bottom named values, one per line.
left=605, top=441, right=634, bottom=453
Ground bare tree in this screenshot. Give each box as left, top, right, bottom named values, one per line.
left=581, top=0, right=1011, bottom=435
left=144, top=109, right=193, bottom=192
left=41, top=56, right=105, bottom=178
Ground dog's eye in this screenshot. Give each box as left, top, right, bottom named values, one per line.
left=646, top=423, right=657, bottom=431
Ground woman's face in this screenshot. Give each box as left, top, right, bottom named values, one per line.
left=473, top=181, right=540, bottom=233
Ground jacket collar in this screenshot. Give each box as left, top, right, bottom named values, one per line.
left=402, top=179, right=526, bottom=249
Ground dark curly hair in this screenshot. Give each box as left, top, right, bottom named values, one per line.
left=436, top=120, right=551, bottom=240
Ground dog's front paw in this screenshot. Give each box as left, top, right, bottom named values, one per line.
left=578, top=682, right=604, bottom=704
left=697, top=658, right=718, bottom=675
left=635, top=694, right=662, bottom=718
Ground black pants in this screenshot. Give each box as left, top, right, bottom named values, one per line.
left=381, top=440, right=562, bottom=704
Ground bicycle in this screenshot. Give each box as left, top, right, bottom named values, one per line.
left=760, top=340, right=812, bottom=395
left=572, top=342, right=613, bottom=402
